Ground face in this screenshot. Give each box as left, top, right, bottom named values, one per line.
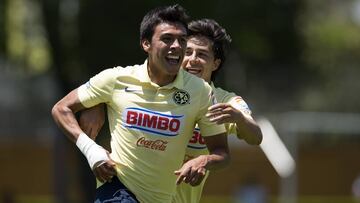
left=182, top=35, right=220, bottom=83
left=142, top=22, right=187, bottom=85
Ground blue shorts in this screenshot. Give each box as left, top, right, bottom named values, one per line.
left=94, top=177, right=139, bottom=203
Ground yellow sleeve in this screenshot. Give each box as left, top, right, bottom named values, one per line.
left=227, top=96, right=254, bottom=139
left=228, top=96, right=252, bottom=119
left=77, top=68, right=118, bottom=108
left=215, top=88, right=253, bottom=138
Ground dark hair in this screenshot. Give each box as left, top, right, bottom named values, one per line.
left=188, top=19, right=232, bottom=81
left=140, top=4, right=190, bottom=46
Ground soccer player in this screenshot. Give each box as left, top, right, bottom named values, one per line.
left=172, top=18, right=263, bottom=203
left=79, top=18, right=263, bottom=203
left=51, top=5, right=230, bottom=203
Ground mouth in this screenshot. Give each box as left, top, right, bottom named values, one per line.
left=165, top=55, right=181, bottom=65
left=184, top=67, right=201, bottom=75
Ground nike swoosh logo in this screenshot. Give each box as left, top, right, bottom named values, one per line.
left=124, top=87, right=142, bottom=92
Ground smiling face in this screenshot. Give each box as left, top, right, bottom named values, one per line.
left=182, top=35, right=221, bottom=83
left=142, top=22, right=187, bottom=86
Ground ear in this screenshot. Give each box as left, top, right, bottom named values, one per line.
left=213, top=59, right=221, bottom=71
left=141, top=39, right=151, bottom=52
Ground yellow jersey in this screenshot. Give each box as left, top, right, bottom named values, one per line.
left=77, top=61, right=226, bottom=203
left=172, top=83, right=252, bottom=203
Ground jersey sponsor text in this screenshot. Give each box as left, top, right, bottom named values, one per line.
left=136, top=137, right=168, bottom=151
left=124, top=107, right=184, bottom=136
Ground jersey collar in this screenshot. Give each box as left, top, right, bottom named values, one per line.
left=210, top=81, right=216, bottom=90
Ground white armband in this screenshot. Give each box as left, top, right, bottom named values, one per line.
left=76, top=133, right=109, bottom=169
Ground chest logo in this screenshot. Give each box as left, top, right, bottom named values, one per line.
left=124, top=107, right=184, bottom=137
left=173, top=89, right=190, bottom=105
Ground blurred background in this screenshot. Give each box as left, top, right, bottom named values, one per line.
left=1, top=0, right=360, bottom=203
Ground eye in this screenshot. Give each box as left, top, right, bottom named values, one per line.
left=162, top=36, right=172, bottom=43
left=185, top=49, right=193, bottom=56
left=198, top=52, right=209, bottom=59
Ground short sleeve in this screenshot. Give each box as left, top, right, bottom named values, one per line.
left=77, top=68, right=117, bottom=108
left=228, top=96, right=252, bottom=119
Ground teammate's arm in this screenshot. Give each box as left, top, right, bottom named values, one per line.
left=79, top=104, right=106, bottom=140
left=174, top=132, right=230, bottom=186
left=51, top=90, right=116, bottom=182
left=233, top=110, right=262, bottom=145
left=206, top=102, right=263, bottom=145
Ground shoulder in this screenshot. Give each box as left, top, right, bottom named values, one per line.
left=213, top=86, right=231, bottom=95
left=97, top=65, right=125, bottom=75
left=182, top=70, right=210, bottom=91
left=101, top=63, right=142, bottom=78
left=89, top=64, right=138, bottom=86
left=212, top=84, right=237, bottom=103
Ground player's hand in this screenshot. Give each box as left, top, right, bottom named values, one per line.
left=206, top=103, right=245, bottom=124
left=93, top=154, right=117, bottom=183
left=174, top=155, right=207, bottom=186
left=207, top=102, right=262, bottom=145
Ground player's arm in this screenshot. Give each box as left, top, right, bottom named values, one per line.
left=52, top=88, right=87, bottom=141
left=233, top=112, right=262, bottom=145
left=175, top=132, right=230, bottom=186
left=51, top=89, right=116, bottom=182
left=206, top=102, right=263, bottom=145
left=79, top=103, right=106, bottom=140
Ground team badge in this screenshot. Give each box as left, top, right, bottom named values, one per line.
left=173, top=89, right=190, bottom=105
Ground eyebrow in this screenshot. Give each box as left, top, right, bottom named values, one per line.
left=186, top=46, right=210, bottom=53
left=161, top=32, right=187, bottom=37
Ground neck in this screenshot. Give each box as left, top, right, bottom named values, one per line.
left=147, top=63, right=177, bottom=87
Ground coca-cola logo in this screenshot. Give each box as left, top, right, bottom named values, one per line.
left=136, top=137, right=168, bottom=151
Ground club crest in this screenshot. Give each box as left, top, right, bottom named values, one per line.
left=173, top=89, right=190, bottom=105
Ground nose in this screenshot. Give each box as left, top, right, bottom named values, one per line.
left=189, top=52, right=199, bottom=64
